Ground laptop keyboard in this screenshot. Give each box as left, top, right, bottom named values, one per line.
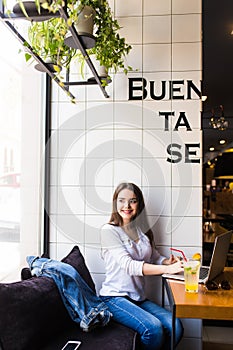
left=199, top=266, right=209, bottom=280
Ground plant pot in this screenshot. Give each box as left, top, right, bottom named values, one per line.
left=87, top=55, right=112, bottom=85
left=13, top=1, right=59, bottom=21
left=34, top=59, right=62, bottom=73
left=64, top=6, right=96, bottom=49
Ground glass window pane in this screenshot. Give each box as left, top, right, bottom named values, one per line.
left=0, top=19, right=43, bottom=281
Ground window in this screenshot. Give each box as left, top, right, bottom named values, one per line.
left=0, top=20, right=44, bottom=281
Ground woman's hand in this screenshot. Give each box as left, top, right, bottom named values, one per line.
left=162, top=254, right=180, bottom=265
left=165, top=259, right=183, bottom=274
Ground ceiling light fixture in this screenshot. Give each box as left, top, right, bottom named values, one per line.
left=209, top=105, right=228, bottom=130
left=219, top=139, right=226, bottom=145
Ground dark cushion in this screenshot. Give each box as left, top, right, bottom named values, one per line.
left=0, top=246, right=94, bottom=350
left=61, top=245, right=96, bottom=292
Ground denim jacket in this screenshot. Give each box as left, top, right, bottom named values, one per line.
left=27, top=256, right=112, bottom=332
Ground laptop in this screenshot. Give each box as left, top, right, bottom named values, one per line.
left=162, top=230, right=232, bottom=284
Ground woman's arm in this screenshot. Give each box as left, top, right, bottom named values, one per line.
left=142, top=259, right=183, bottom=276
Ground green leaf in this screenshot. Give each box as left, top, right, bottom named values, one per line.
left=25, top=53, right=32, bottom=62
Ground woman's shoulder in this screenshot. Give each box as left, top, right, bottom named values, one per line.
left=101, top=222, right=117, bottom=230
left=100, top=223, right=124, bottom=247
left=101, top=222, right=121, bottom=234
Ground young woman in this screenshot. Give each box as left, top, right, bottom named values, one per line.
left=99, top=182, right=183, bottom=350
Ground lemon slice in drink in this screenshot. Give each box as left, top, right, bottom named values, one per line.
left=192, top=252, right=201, bottom=261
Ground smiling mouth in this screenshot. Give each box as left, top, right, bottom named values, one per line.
left=122, top=210, right=133, bottom=214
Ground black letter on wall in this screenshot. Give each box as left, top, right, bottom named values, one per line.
left=128, top=78, right=147, bottom=100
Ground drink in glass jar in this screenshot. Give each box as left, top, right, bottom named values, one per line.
left=183, top=259, right=200, bottom=293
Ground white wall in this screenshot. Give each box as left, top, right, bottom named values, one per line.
left=49, top=1, right=203, bottom=348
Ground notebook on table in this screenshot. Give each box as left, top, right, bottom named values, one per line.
left=162, top=230, right=232, bottom=284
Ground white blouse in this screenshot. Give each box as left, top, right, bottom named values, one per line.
left=99, top=223, right=166, bottom=301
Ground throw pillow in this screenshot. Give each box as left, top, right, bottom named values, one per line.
left=61, top=245, right=96, bottom=292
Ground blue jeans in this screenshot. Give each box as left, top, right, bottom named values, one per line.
left=100, top=296, right=183, bottom=350
left=27, top=256, right=112, bottom=331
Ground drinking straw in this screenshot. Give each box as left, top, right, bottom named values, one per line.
left=170, top=247, right=187, bottom=261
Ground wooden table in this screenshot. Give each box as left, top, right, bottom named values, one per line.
left=162, top=268, right=233, bottom=349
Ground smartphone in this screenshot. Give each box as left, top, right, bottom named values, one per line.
left=61, top=340, right=81, bottom=350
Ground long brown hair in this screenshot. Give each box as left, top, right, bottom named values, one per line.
left=109, top=182, right=154, bottom=247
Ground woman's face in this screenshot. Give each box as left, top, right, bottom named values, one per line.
left=116, top=188, right=138, bottom=225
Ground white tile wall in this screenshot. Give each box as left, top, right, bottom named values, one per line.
left=114, top=129, right=142, bottom=157
left=56, top=214, right=85, bottom=243
left=114, top=102, right=143, bottom=128
left=172, top=0, right=202, bottom=14
left=172, top=161, right=202, bottom=187
left=57, top=101, right=86, bottom=130
left=149, top=217, right=172, bottom=246
left=113, top=159, right=143, bottom=186
left=58, top=129, right=86, bottom=158
left=143, top=130, right=172, bottom=158
left=115, top=0, right=142, bottom=17
left=118, top=17, right=143, bottom=45
left=171, top=216, right=203, bottom=247
left=49, top=1, right=203, bottom=348
left=145, top=186, right=172, bottom=216
left=61, top=158, right=85, bottom=186
left=172, top=187, right=202, bottom=216
left=85, top=215, right=109, bottom=245
left=143, top=16, right=171, bottom=44
left=86, top=129, right=114, bottom=157
left=85, top=158, right=113, bottom=187
left=172, top=14, right=202, bottom=42
left=85, top=186, right=113, bottom=215
left=143, top=44, right=172, bottom=72
left=172, top=43, right=202, bottom=71
left=143, top=0, right=171, bottom=16
left=86, top=101, right=114, bottom=129
left=142, top=158, right=172, bottom=187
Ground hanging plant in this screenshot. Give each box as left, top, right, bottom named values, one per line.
left=27, top=17, right=77, bottom=72
left=11, top=0, right=133, bottom=76
left=40, top=0, right=133, bottom=73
